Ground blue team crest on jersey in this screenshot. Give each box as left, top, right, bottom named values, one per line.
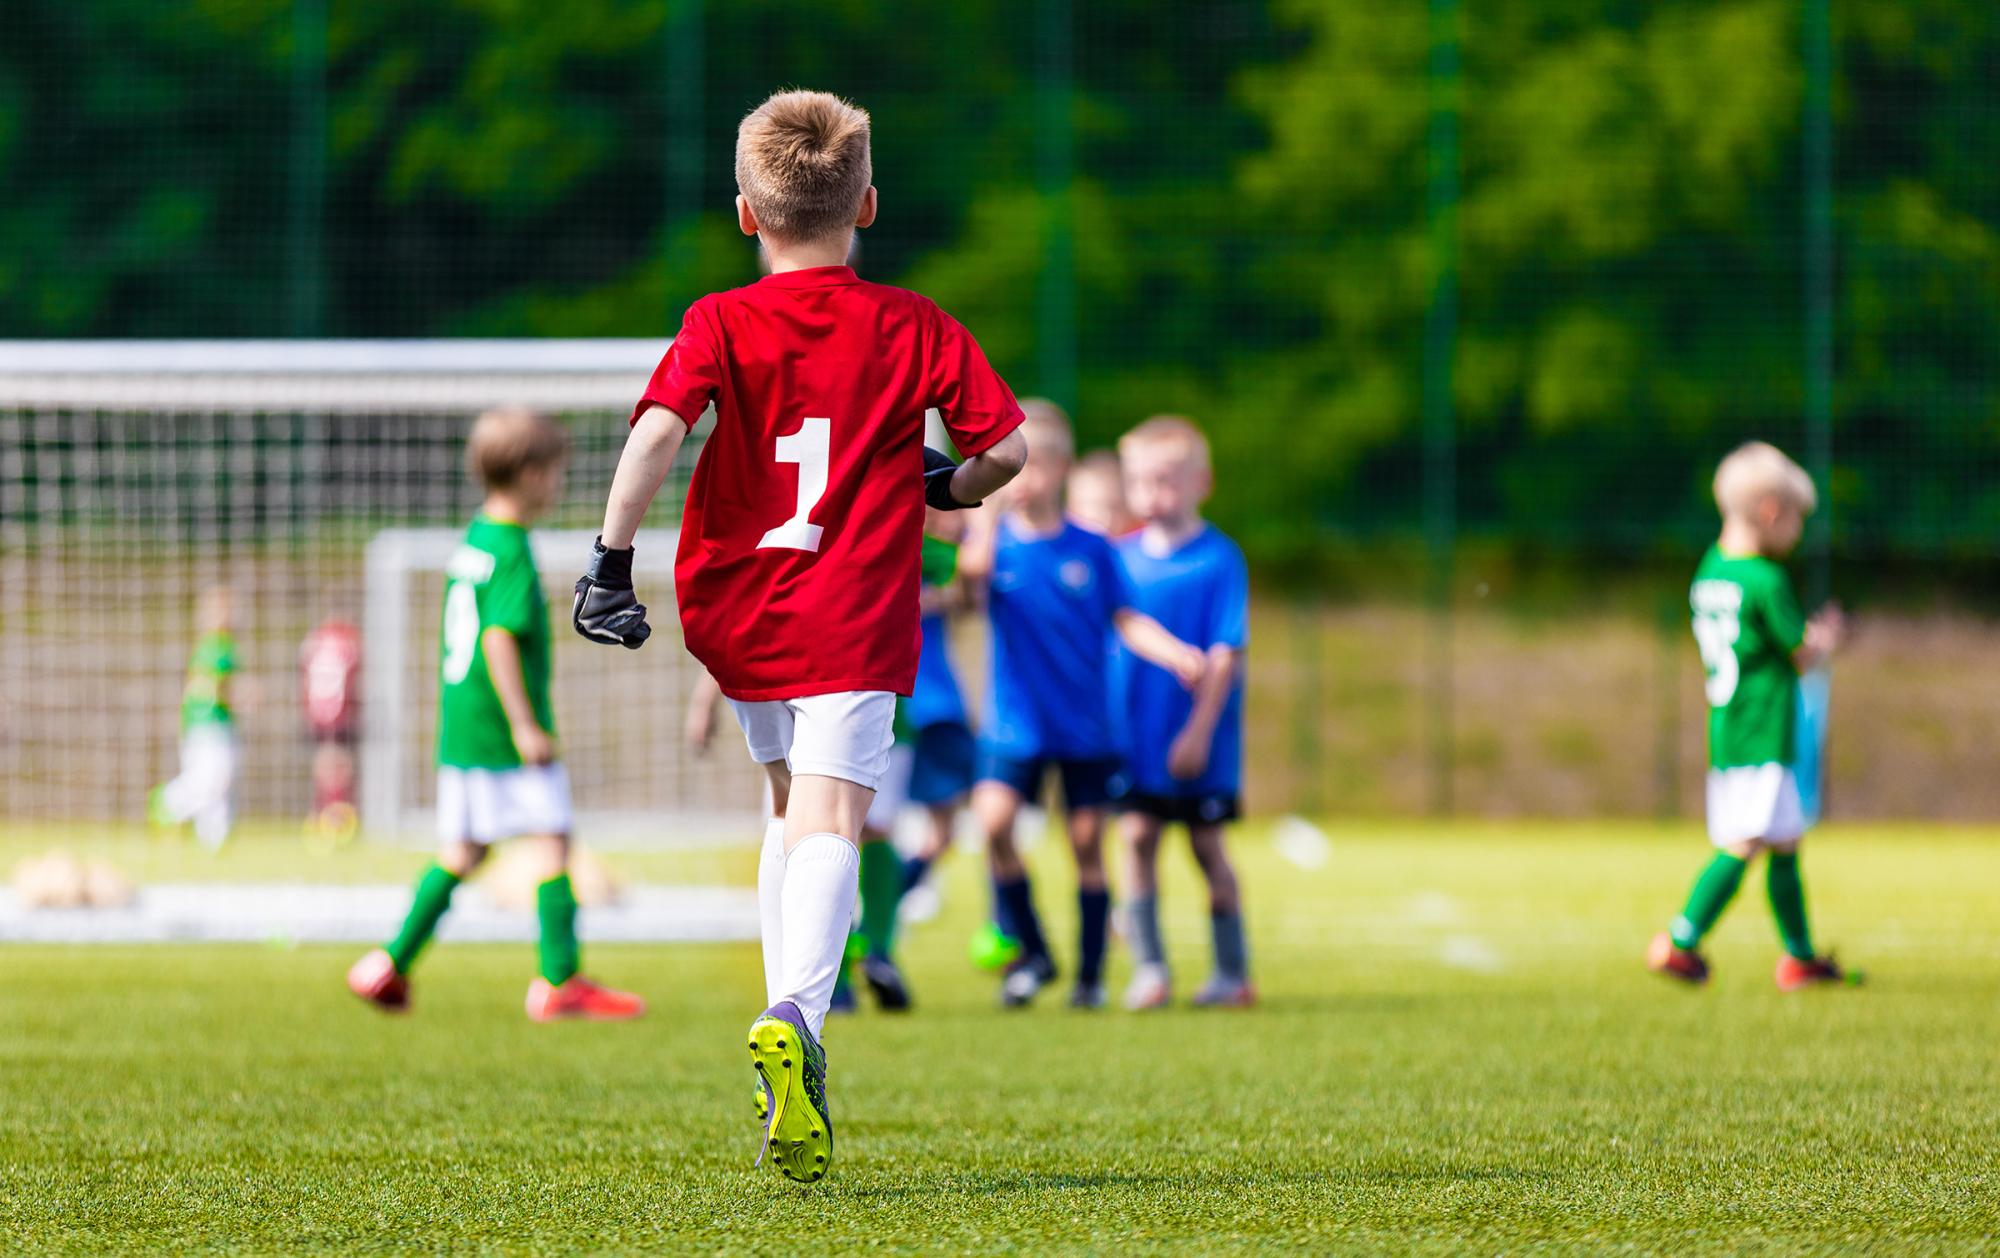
left=1059, top=559, right=1094, bottom=592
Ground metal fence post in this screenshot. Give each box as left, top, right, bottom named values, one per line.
left=1802, top=0, right=1834, bottom=606
left=1035, top=0, right=1077, bottom=413
left=1424, top=0, right=1461, bottom=817
left=287, top=0, right=327, bottom=337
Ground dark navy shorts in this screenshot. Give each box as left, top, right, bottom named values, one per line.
left=1125, top=791, right=1241, bottom=827
left=908, top=721, right=977, bottom=805
left=977, top=749, right=1130, bottom=811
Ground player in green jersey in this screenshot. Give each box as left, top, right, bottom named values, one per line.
left=1649, top=442, right=1850, bottom=991
left=348, top=407, right=644, bottom=1022
left=149, top=585, right=242, bottom=851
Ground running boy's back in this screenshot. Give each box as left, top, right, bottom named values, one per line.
left=624, top=98, right=1022, bottom=702
left=577, top=89, right=1029, bottom=1185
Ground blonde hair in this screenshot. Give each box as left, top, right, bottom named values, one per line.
left=1118, top=414, right=1211, bottom=472
left=1713, top=441, right=1816, bottom=520
left=735, top=90, right=872, bottom=244
left=1018, top=398, right=1076, bottom=462
left=468, top=407, right=568, bottom=491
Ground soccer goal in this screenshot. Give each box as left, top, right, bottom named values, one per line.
left=0, top=340, right=764, bottom=846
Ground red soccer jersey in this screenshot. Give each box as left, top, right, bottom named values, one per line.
left=632, top=265, right=1023, bottom=701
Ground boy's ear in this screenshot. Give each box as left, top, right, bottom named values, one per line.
left=736, top=194, right=759, bottom=238
left=854, top=186, right=878, bottom=230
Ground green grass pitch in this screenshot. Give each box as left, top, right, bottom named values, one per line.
left=3, top=821, right=1997, bottom=1254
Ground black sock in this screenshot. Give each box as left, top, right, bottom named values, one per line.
left=995, top=876, right=1049, bottom=961
left=1077, top=888, right=1111, bottom=986
left=901, top=853, right=934, bottom=896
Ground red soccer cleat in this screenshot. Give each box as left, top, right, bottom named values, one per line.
left=1647, top=932, right=1710, bottom=985
left=1774, top=953, right=1848, bottom=992
left=347, top=948, right=410, bottom=1012
left=525, top=975, right=647, bottom=1022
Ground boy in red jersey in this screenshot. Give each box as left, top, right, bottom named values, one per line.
left=573, top=90, right=1027, bottom=1183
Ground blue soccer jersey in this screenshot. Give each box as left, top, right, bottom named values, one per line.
left=907, top=609, right=969, bottom=731
left=983, top=517, right=1134, bottom=760
left=1115, top=525, right=1250, bottom=797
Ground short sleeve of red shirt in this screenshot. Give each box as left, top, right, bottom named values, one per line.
left=631, top=299, right=724, bottom=427
left=928, top=307, right=1024, bottom=456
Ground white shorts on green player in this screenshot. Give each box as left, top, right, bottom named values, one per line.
left=1705, top=763, right=1805, bottom=848
left=436, top=763, right=572, bottom=844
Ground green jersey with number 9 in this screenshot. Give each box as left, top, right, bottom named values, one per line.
left=1690, top=545, right=1805, bottom=770
left=437, top=515, right=554, bottom=769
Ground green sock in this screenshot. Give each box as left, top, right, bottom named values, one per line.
left=385, top=863, right=460, bottom=973
left=1670, top=852, right=1747, bottom=949
left=536, top=873, right=580, bottom=985
left=857, top=838, right=903, bottom=960
left=1765, top=851, right=1815, bottom=960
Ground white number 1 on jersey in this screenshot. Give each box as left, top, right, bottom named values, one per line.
left=757, top=417, right=830, bottom=553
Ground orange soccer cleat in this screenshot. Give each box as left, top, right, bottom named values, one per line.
left=1774, top=953, right=1849, bottom=992
left=1647, top=932, right=1710, bottom=985
left=347, top=948, right=411, bottom=1012
left=525, top=975, right=647, bottom=1022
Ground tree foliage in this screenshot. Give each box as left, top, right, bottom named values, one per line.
left=1, top=0, right=1993, bottom=566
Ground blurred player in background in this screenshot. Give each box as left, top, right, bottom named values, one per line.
left=960, top=401, right=1207, bottom=1009
left=149, top=585, right=241, bottom=851
left=1113, top=417, right=1254, bottom=1010
left=1066, top=450, right=1136, bottom=539
left=890, top=512, right=993, bottom=950
left=572, top=90, right=1027, bottom=1182
left=348, top=407, right=645, bottom=1023
left=299, top=619, right=361, bottom=844
left=1650, top=441, right=1850, bottom=991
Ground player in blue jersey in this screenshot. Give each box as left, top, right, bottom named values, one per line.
left=960, top=401, right=1208, bottom=1009
left=1113, top=416, right=1254, bottom=1010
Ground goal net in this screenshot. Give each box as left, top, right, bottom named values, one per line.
left=0, top=340, right=764, bottom=846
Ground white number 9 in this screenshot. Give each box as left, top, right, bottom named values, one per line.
left=442, top=580, right=480, bottom=684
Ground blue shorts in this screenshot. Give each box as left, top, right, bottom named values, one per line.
left=1125, top=790, right=1241, bottom=827
left=909, top=721, right=976, bottom=805
left=978, top=749, right=1129, bottom=811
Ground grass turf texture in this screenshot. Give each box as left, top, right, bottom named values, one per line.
left=3, top=821, right=1997, bottom=1254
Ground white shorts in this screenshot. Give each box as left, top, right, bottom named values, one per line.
left=728, top=690, right=898, bottom=791
left=864, top=742, right=917, bottom=832
left=436, top=763, right=573, bottom=844
left=1705, top=763, right=1806, bottom=848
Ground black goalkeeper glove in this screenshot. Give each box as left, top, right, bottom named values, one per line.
left=924, top=446, right=980, bottom=510
left=572, top=537, right=651, bottom=649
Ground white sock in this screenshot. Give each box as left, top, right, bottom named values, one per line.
left=777, top=832, right=860, bottom=1041
left=756, top=818, right=786, bottom=1008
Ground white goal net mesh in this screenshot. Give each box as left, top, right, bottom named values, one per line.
left=0, top=341, right=763, bottom=845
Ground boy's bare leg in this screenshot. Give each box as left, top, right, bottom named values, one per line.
left=1120, top=815, right=1172, bottom=1010
left=1188, top=821, right=1252, bottom=1005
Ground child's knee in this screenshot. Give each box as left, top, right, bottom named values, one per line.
left=438, top=840, right=489, bottom=877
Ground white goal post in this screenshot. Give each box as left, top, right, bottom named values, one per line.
left=0, top=340, right=763, bottom=844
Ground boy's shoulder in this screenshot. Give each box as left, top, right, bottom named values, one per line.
left=699, top=271, right=943, bottom=319
left=1116, top=524, right=1245, bottom=572
left=1696, top=545, right=1786, bottom=591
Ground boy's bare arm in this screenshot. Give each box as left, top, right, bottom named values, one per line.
left=602, top=405, right=690, bottom=548
left=481, top=627, right=553, bottom=764
left=1793, top=604, right=1847, bottom=672
left=932, top=426, right=1024, bottom=506
left=1114, top=609, right=1207, bottom=690
left=1168, top=645, right=1238, bottom=780
left=576, top=405, right=687, bottom=648
left=684, top=670, right=722, bottom=756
